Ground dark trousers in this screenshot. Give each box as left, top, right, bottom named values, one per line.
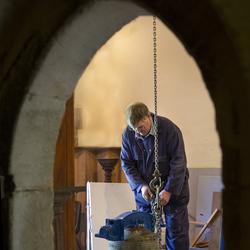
left=134, top=191, right=189, bottom=250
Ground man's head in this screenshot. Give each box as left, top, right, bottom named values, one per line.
left=125, top=102, right=152, bottom=136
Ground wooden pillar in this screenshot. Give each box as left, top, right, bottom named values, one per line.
left=96, top=148, right=120, bottom=183
left=97, top=158, right=118, bottom=182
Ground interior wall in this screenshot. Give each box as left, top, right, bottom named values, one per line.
left=74, top=16, right=221, bottom=168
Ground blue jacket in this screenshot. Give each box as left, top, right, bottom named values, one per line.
left=121, top=115, right=189, bottom=206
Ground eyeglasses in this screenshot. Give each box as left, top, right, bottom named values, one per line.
left=133, top=116, right=151, bottom=134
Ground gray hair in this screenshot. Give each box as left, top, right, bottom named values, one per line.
left=125, top=102, right=150, bottom=129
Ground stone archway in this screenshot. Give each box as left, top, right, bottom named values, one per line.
left=8, top=2, right=148, bottom=250
left=0, top=0, right=249, bottom=250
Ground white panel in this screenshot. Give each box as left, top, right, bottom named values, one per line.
left=87, top=182, right=136, bottom=250
left=196, top=176, right=223, bottom=222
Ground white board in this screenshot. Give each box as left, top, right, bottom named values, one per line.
left=87, top=182, right=136, bottom=250
left=196, top=176, right=223, bottom=222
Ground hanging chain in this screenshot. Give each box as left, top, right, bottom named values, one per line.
left=153, top=16, right=158, bottom=174
left=149, top=15, right=164, bottom=249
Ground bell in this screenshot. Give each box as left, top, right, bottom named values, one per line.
left=108, top=226, right=159, bottom=250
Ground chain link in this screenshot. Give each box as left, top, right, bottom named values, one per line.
left=149, top=15, right=164, bottom=249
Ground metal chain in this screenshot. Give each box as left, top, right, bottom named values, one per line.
left=153, top=15, right=159, bottom=171
left=149, top=15, right=164, bottom=249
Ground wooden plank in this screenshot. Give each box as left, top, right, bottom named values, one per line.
left=208, top=192, right=222, bottom=250
left=54, top=95, right=75, bottom=250
left=192, top=208, right=222, bottom=247
left=189, top=220, right=206, bottom=226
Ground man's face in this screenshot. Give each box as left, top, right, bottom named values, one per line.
left=133, top=115, right=152, bottom=136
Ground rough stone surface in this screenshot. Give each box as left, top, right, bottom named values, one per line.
left=10, top=94, right=64, bottom=188
left=9, top=190, right=54, bottom=250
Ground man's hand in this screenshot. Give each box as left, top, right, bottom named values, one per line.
left=159, top=190, right=171, bottom=206
left=141, top=185, right=154, bottom=201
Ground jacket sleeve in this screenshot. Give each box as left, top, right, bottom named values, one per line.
left=163, top=126, right=187, bottom=196
left=120, top=130, right=145, bottom=192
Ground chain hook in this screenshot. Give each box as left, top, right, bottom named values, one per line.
left=149, top=168, right=163, bottom=193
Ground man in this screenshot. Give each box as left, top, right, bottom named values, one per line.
left=120, top=102, right=189, bottom=250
